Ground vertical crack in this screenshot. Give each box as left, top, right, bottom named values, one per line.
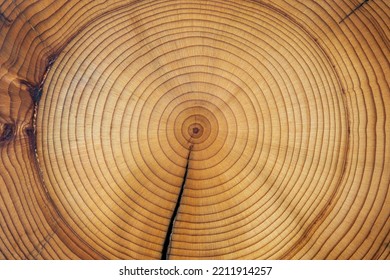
left=161, top=145, right=193, bottom=260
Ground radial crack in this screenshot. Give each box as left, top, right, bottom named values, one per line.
left=161, top=145, right=193, bottom=260
left=339, top=0, right=370, bottom=24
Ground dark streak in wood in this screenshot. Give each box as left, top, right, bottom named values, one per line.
left=19, top=53, right=58, bottom=104
left=25, top=127, right=36, bottom=152
left=19, top=80, right=42, bottom=104
left=0, top=123, right=15, bottom=143
left=0, top=11, right=12, bottom=26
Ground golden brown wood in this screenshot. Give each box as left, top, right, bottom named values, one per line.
left=0, top=0, right=389, bottom=259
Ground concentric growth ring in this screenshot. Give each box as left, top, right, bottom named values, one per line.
left=36, top=0, right=347, bottom=259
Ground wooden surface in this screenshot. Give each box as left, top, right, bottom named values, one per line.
left=0, top=0, right=389, bottom=259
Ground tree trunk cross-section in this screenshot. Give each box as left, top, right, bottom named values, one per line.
left=0, top=0, right=389, bottom=259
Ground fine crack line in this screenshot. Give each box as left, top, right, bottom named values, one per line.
left=339, top=0, right=370, bottom=24
left=161, top=145, right=193, bottom=260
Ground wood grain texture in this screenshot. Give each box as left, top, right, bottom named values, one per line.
left=0, top=0, right=389, bottom=259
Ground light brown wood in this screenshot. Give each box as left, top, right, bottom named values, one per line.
left=0, top=0, right=389, bottom=259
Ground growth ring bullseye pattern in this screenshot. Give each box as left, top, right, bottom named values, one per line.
left=37, top=0, right=348, bottom=259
